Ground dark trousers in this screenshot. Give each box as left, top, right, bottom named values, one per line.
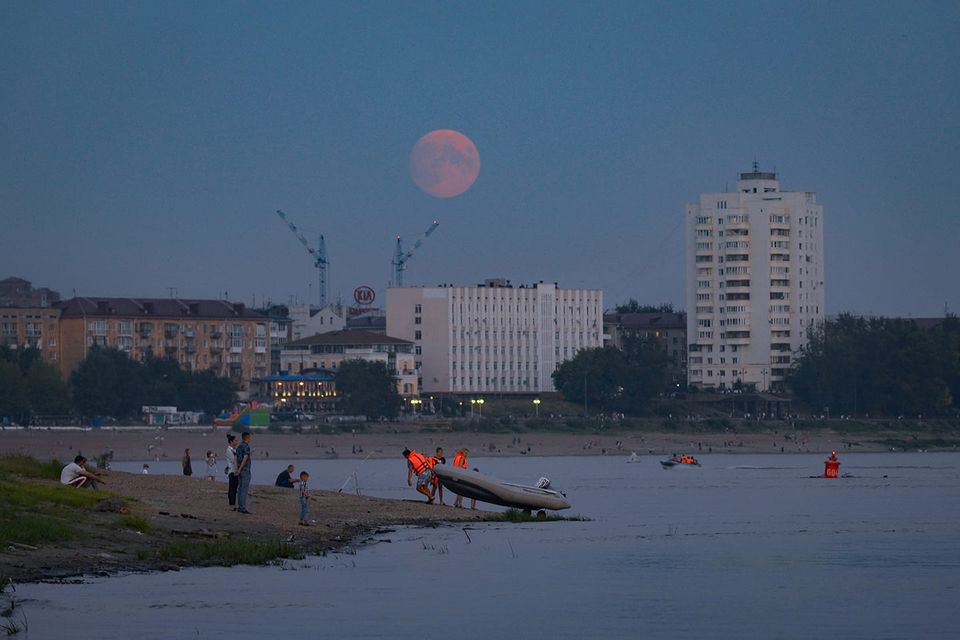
left=227, top=472, right=239, bottom=506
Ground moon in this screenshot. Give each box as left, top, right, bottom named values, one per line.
left=409, top=129, right=480, bottom=198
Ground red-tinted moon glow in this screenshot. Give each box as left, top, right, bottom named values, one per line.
left=409, top=129, right=480, bottom=198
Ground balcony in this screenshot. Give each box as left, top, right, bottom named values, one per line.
left=211, top=329, right=223, bottom=338
left=185, top=344, right=197, bottom=353
left=210, top=345, right=223, bottom=354
left=164, top=328, right=179, bottom=338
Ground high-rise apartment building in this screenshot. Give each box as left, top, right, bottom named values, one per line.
left=686, top=168, right=825, bottom=391
left=387, top=279, right=603, bottom=395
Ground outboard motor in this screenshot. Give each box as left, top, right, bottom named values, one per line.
left=535, top=476, right=551, bottom=489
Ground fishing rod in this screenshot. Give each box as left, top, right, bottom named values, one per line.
left=338, top=452, right=374, bottom=495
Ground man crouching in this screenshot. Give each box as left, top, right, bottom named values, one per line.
left=60, top=455, right=107, bottom=489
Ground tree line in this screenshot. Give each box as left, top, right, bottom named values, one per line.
left=0, top=346, right=236, bottom=423
left=787, top=314, right=960, bottom=417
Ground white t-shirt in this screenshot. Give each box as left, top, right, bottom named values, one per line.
left=226, top=445, right=238, bottom=474
left=60, top=462, right=84, bottom=485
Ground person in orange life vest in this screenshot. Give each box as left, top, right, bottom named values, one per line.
left=452, top=448, right=476, bottom=509
left=429, top=447, right=446, bottom=505
left=404, top=448, right=435, bottom=503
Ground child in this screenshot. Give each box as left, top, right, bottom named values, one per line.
left=141, top=463, right=150, bottom=475
left=297, top=471, right=311, bottom=526
left=205, top=450, right=217, bottom=481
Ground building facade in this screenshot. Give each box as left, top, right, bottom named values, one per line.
left=604, top=311, right=687, bottom=387
left=387, top=279, right=603, bottom=395
left=279, top=329, right=418, bottom=396
left=685, top=168, right=825, bottom=391
left=288, top=303, right=346, bottom=341
left=57, top=298, right=270, bottom=397
left=0, top=307, right=62, bottom=366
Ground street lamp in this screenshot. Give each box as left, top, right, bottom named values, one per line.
left=533, top=398, right=541, bottom=418
left=477, top=398, right=484, bottom=417
left=469, top=398, right=476, bottom=418
left=410, top=398, right=422, bottom=415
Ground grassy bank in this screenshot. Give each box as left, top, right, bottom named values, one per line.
left=0, top=455, right=105, bottom=547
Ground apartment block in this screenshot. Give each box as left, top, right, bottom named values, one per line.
left=604, top=311, right=687, bottom=387
left=387, top=279, right=603, bottom=395
left=57, top=297, right=270, bottom=397
left=685, top=167, right=825, bottom=391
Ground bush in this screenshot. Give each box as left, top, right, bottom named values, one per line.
left=0, top=455, right=63, bottom=480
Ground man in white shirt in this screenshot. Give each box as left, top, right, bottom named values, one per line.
left=60, top=455, right=106, bottom=489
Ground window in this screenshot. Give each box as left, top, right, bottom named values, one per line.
left=414, top=330, right=422, bottom=340
left=415, top=304, right=422, bottom=313
left=414, top=317, right=422, bottom=324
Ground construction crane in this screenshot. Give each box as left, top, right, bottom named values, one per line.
left=275, top=209, right=328, bottom=307
left=392, top=220, right=439, bottom=287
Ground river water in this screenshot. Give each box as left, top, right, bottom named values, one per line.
left=17, top=452, right=960, bottom=639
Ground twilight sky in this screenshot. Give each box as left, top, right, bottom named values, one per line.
left=2, top=1, right=958, bottom=316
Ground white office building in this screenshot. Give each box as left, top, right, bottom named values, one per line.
left=686, top=167, right=825, bottom=391
left=387, top=279, right=603, bottom=394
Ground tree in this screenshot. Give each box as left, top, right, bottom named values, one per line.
left=24, top=360, right=71, bottom=416
left=0, top=360, right=27, bottom=423
left=70, top=347, right=145, bottom=418
left=334, top=359, right=400, bottom=418
left=788, top=314, right=957, bottom=416
left=179, top=369, right=236, bottom=413
left=614, top=300, right=675, bottom=314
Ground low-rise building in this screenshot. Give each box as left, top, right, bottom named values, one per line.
left=56, top=297, right=270, bottom=397
left=288, top=303, right=346, bottom=341
left=279, top=329, right=418, bottom=396
left=604, top=311, right=687, bottom=387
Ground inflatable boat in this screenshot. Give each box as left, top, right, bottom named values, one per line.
left=433, top=466, right=571, bottom=511
left=660, top=455, right=701, bottom=468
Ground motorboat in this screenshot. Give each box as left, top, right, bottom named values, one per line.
left=433, top=466, right=571, bottom=511
left=660, top=454, right=701, bottom=468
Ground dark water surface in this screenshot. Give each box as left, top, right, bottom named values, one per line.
left=18, top=453, right=960, bottom=639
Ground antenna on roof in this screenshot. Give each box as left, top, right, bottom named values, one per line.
left=752, top=159, right=759, bottom=172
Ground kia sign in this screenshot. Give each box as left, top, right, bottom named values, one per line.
left=354, top=286, right=376, bottom=306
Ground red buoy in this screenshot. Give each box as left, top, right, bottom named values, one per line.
left=823, top=451, right=841, bottom=478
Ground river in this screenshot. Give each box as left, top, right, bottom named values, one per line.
left=16, top=452, right=960, bottom=639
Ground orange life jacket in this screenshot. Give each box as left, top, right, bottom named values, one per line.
left=427, top=456, right=440, bottom=469
left=453, top=452, right=468, bottom=468
left=408, top=450, right=430, bottom=474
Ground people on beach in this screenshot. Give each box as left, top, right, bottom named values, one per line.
left=235, top=432, right=252, bottom=514
left=141, top=463, right=149, bottom=475
left=404, top=448, right=435, bottom=503
left=297, top=471, right=310, bottom=526
left=430, top=447, right=446, bottom=505
left=275, top=464, right=296, bottom=488
left=60, top=455, right=106, bottom=489
left=226, top=434, right=239, bottom=510
left=452, top=448, right=475, bottom=509
left=182, top=448, right=193, bottom=476
left=205, top=450, right=217, bottom=481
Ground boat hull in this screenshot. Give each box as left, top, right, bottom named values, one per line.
left=433, top=466, right=571, bottom=511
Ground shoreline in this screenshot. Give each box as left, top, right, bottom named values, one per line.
left=3, top=425, right=957, bottom=584
left=2, top=425, right=956, bottom=465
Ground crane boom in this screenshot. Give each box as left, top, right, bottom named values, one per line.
left=393, top=220, right=439, bottom=287
left=276, top=209, right=328, bottom=307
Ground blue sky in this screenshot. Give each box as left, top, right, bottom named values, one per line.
left=2, top=1, right=958, bottom=316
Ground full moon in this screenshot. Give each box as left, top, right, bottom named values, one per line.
left=409, top=129, right=480, bottom=198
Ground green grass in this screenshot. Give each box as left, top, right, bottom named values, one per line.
left=152, top=539, right=303, bottom=566
left=0, top=513, right=77, bottom=546
left=115, top=514, right=153, bottom=533
left=496, top=508, right=590, bottom=522
left=0, top=455, right=104, bottom=547
left=0, top=455, right=62, bottom=480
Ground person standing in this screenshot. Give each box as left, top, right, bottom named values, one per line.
left=297, top=470, right=311, bottom=526
left=182, top=448, right=193, bottom=476
left=225, top=434, right=239, bottom=510
left=235, top=432, right=253, bottom=514
left=430, top=447, right=446, bottom=505
left=452, top=448, right=469, bottom=508
left=205, top=450, right=217, bottom=481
